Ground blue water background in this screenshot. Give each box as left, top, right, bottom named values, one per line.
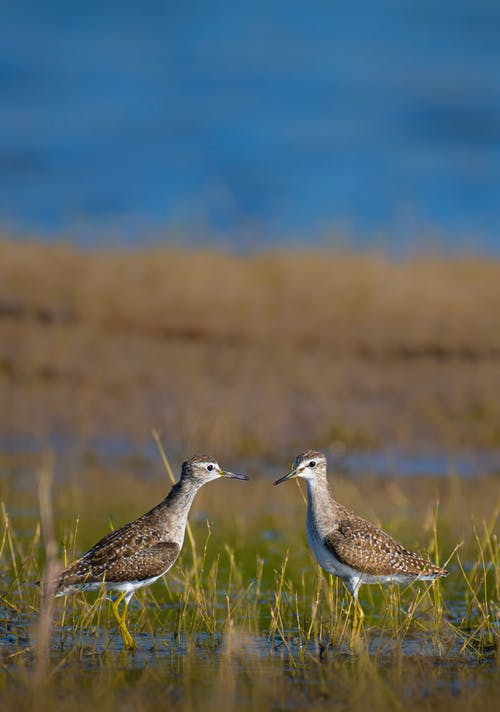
left=1, top=1, right=500, bottom=252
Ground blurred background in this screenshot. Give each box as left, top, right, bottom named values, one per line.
left=1, top=1, right=500, bottom=481
left=2, top=6, right=499, bottom=701
left=1, top=0, right=500, bottom=251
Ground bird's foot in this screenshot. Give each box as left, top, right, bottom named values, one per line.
left=120, top=625, right=137, bottom=651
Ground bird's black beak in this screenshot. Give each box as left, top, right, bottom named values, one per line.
left=220, top=470, right=249, bottom=481
left=273, top=467, right=298, bottom=486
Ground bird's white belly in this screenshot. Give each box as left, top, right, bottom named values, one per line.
left=306, top=521, right=417, bottom=586
left=102, top=574, right=164, bottom=594
left=306, top=518, right=358, bottom=580
left=56, top=572, right=166, bottom=597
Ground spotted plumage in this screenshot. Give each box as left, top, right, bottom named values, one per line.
left=274, top=450, right=447, bottom=608
left=57, top=532, right=180, bottom=593
left=54, top=455, right=248, bottom=648
left=324, top=509, right=445, bottom=578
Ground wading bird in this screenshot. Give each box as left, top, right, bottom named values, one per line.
left=55, top=455, right=248, bottom=649
left=274, top=450, right=447, bottom=619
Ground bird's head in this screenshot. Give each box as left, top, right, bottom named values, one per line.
left=181, top=455, right=248, bottom=485
left=273, top=450, right=327, bottom=486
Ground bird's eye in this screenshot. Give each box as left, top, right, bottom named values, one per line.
left=207, top=464, right=214, bottom=472
left=309, top=460, right=316, bottom=468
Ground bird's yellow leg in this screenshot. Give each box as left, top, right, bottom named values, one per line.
left=350, top=594, right=365, bottom=635
left=119, top=597, right=136, bottom=650
left=348, top=598, right=366, bottom=652
left=345, top=580, right=365, bottom=628
left=356, top=598, right=365, bottom=620
left=111, top=592, right=137, bottom=650
left=111, top=591, right=126, bottom=627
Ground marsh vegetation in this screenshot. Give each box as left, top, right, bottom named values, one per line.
left=0, top=240, right=499, bottom=709
left=1, top=452, right=498, bottom=711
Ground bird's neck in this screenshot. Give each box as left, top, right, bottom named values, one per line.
left=158, top=478, right=201, bottom=536
left=165, top=478, right=200, bottom=511
left=306, top=476, right=338, bottom=536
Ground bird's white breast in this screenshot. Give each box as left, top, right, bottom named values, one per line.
left=306, top=508, right=358, bottom=579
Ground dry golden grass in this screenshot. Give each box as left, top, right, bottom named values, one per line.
left=2, top=240, right=500, bottom=350
left=1, top=238, right=500, bottom=456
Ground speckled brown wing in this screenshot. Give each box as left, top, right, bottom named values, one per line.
left=57, top=516, right=181, bottom=589
left=324, top=514, right=444, bottom=577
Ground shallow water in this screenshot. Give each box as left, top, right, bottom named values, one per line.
left=2, top=598, right=496, bottom=688
left=2, top=433, right=500, bottom=483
